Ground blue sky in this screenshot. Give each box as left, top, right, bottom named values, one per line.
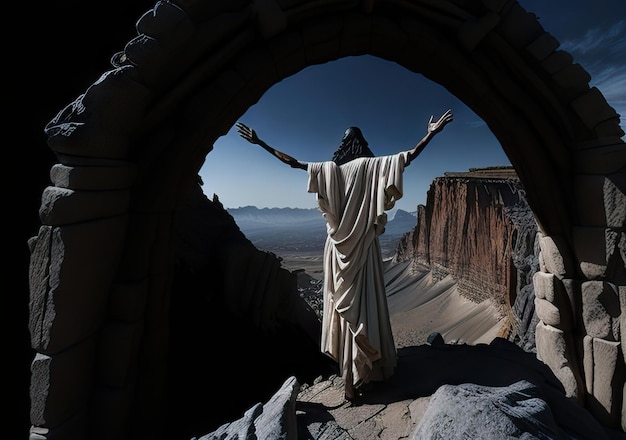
left=200, top=0, right=625, bottom=213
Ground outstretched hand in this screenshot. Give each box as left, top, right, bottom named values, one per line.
left=236, top=122, right=260, bottom=145
left=406, top=109, right=454, bottom=165
left=427, top=109, right=453, bottom=135
left=235, top=121, right=307, bottom=170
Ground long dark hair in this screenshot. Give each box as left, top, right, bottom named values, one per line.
left=331, top=126, right=374, bottom=165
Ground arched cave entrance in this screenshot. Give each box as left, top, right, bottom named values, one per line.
left=29, top=1, right=625, bottom=439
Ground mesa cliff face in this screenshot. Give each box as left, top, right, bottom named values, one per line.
left=395, top=167, right=540, bottom=347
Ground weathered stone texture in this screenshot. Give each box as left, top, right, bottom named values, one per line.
left=533, top=271, right=574, bottom=330
left=574, top=226, right=621, bottom=280
left=535, top=298, right=563, bottom=328
left=538, top=233, right=575, bottom=279
left=30, top=340, right=95, bottom=428
left=623, top=382, right=626, bottom=431
left=29, top=217, right=127, bottom=353
left=581, top=281, right=621, bottom=341
left=584, top=335, right=595, bottom=394
left=593, top=339, right=623, bottom=422
left=583, top=336, right=626, bottom=428
left=535, top=321, right=581, bottom=399
left=618, top=286, right=626, bottom=364
left=411, top=380, right=570, bottom=440
left=616, top=231, right=626, bottom=270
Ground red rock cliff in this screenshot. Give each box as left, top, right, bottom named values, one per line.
left=396, top=167, right=539, bottom=327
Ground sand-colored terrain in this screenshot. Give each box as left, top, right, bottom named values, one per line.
left=384, top=260, right=506, bottom=347
left=277, top=250, right=325, bottom=279
left=281, top=253, right=506, bottom=348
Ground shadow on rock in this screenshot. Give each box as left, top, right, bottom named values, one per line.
left=359, top=337, right=617, bottom=439
left=368, top=337, right=563, bottom=403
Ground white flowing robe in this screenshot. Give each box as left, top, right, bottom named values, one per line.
left=307, top=151, right=410, bottom=397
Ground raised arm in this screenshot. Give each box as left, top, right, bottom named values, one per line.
left=406, top=109, right=453, bottom=166
left=236, top=122, right=307, bottom=170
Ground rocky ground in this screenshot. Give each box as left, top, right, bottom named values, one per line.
left=195, top=257, right=624, bottom=439
left=295, top=337, right=623, bottom=440
left=289, top=259, right=623, bottom=439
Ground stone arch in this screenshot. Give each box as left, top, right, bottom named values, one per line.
left=29, top=0, right=625, bottom=438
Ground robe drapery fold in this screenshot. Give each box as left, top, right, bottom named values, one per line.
left=307, top=151, right=410, bottom=398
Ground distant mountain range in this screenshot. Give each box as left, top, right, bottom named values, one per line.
left=227, top=206, right=417, bottom=258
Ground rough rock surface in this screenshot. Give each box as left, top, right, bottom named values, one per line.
left=194, top=338, right=622, bottom=440
left=412, top=380, right=588, bottom=439
left=194, top=376, right=300, bottom=440
left=395, top=167, right=540, bottom=349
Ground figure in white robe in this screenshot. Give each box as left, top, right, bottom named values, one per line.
left=236, top=110, right=453, bottom=400
left=307, top=153, right=408, bottom=397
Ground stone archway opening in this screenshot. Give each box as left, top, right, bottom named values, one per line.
left=30, top=1, right=624, bottom=439
left=199, top=54, right=511, bottom=214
